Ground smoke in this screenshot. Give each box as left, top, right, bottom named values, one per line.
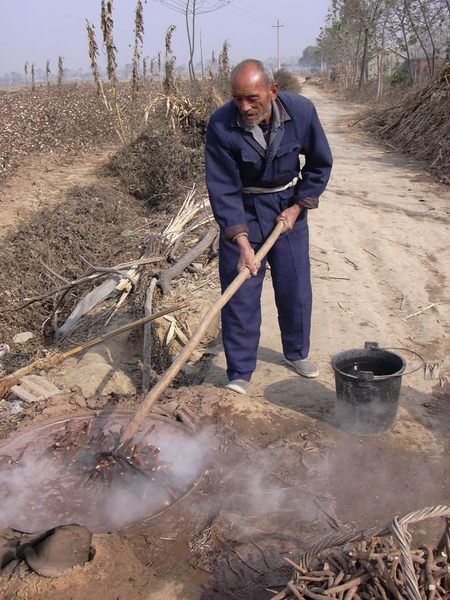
left=0, top=419, right=336, bottom=540
left=0, top=422, right=215, bottom=534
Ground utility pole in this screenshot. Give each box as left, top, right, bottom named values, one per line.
left=272, top=19, right=284, bottom=70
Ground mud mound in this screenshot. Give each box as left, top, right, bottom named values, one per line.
left=366, top=66, right=450, bottom=183
left=0, top=185, right=147, bottom=353
left=106, top=125, right=204, bottom=207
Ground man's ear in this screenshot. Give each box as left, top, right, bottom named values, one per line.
left=271, top=82, right=279, bottom=99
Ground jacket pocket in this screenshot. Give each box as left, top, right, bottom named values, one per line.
left=274, top=143, right=301, bottom=177
left=240, top=149, right=263, bottom=181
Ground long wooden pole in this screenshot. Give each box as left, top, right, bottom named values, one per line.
left=118, top=220, right=286, bottom=448
left=0, top=301, right=188, bottom=400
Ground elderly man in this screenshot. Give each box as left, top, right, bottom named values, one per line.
left=205, top=59, right=332, bottom=395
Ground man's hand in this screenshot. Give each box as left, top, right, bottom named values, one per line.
left=236, top=235, right=260, bottom=276
left=277, top=204, right=303, bottom=232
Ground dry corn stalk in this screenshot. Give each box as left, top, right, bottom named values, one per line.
left=86, top=19, right=110, bottom=110
left=101, top=0, right=126, bottom=144
left=131, top=0, right=144, bottom=98
left=161, top=185, right=211, bottom=245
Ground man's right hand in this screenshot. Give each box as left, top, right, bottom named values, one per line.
left=236, top=236, right=260, bottom=276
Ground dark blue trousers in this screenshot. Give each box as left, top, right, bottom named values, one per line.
left=219, top=219, right=312, bottom=382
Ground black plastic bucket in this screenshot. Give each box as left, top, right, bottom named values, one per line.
left=331, top=341, right=406, bottom=436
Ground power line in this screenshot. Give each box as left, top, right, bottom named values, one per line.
left=220, top=3, right=272, bottom=26
left=238, top=0, right=276, bottom=21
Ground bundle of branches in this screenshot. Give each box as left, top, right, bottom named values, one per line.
left=274, top=68, right=302, bottom=94
left=106, top=124, right=204, bottom=207
left=145, top=79, right=226, bottom=144
left=365, top=65, right=450, bottom=184
left=272, top=505, right=450, bottom=600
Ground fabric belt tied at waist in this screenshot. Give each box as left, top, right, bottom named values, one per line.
left=242, top=175, right=299, bottom=195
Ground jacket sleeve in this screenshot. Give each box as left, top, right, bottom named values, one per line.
left=292, top=104, right=333, bottom=209
left=205, top=123, right=249, bottom=240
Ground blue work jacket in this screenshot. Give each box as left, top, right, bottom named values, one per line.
left=205, top=91, right=333, bottom=243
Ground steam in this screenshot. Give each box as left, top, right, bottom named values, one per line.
left=0, top=420, right=336, bottom=540
left=0, top=424, right=215, bottom=534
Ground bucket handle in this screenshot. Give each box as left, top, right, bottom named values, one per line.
left=364, top=341, right=425, bottom=377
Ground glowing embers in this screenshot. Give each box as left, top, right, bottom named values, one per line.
left=0, top=413, right=206, bottom=533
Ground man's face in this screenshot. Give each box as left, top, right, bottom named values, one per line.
left=231, top=69, right=278, bottom=126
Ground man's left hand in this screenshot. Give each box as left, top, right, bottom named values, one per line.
left=277, top=204, right=303, bottom=232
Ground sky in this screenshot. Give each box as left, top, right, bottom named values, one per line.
left=0, top=0, right=330, bottom=76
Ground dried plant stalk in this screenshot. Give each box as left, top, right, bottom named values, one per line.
left=46, top=59, right=51, bottom=87
left=131, top=0, right=144, bottom=98
left=164, top=25, right=177, bottom=94
left=218, top=39, right=230, bottom=79
left=86, top=19, right=110, bottom=110
left=143, top=56, right=148, bottom=80
left=31, top=63, right=35, bottom=91
left=57, top=56, right=64, bottom=87
left=101, top=0, right=126, bottom=144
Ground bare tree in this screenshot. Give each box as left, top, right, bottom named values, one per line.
left=156, top=0, right=233, bottom=81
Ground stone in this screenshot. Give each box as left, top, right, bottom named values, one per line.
left=0, top=343, right=10, bottom=359
left=12, top=332, right=34, bottom=344
left=10, top=375, right=62, bottom=403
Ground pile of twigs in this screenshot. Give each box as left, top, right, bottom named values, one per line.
left=49, top=419, right=170, bottom=489
left=144, top=82, right=225, bottom=139
left=366, top=65, right=450, bottom=184
left=272, top=506, right=450, bottom=600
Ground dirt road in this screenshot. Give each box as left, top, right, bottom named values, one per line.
left=206, top=83, right=450, bottom=524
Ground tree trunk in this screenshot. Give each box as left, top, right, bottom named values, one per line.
left=352, top=28, right=362, bottom=86
left=403, top=0, right=432, bottom=79
left=358, top=27, right=369, bottom=89
left=400, top=18, right=413, bottom=85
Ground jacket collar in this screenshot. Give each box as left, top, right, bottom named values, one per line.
left=231, top=96, right=291, bottom=154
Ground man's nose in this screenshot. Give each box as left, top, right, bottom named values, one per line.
left=241, top=99, right=252, bottom=112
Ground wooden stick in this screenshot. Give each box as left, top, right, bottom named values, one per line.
left=284, top=556, right=307, bottom=574
left=142, top=278, right=158, bottom=393
left=404, top=303, right=439, bottom=320
left=325, top=575, right=370, bottom=595
left=287, top=581, right=305, bottom=599
left=0, top=301, right=188, bottom=399
left=118, top=220, right=286, bottom=447
left=4, top=257, right=164, bottom=314
left=158, top=227, right=218, bottom=294
left=271, top=587, right=290, bottom=600
left=315, top=276, right=351, bottom=281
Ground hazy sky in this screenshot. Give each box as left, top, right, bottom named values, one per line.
left=0, top=0, right=330, bottom=75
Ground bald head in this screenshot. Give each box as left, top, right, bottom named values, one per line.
left=231, top=59, right=274, bottom=88
left=231, top=59, right=279, bottom=126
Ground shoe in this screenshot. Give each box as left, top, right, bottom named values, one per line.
left=285, top=358, right=319, bottom=378
left=225, top=379, right=249, bottom=395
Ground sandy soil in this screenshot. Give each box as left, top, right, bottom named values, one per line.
left=0, top=85, right=449, bottom=599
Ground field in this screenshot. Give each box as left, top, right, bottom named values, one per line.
left=0, top=77, right=449, bottom=599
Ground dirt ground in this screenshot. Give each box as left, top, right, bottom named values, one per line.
left=0, top=84, right=449, bottom=599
